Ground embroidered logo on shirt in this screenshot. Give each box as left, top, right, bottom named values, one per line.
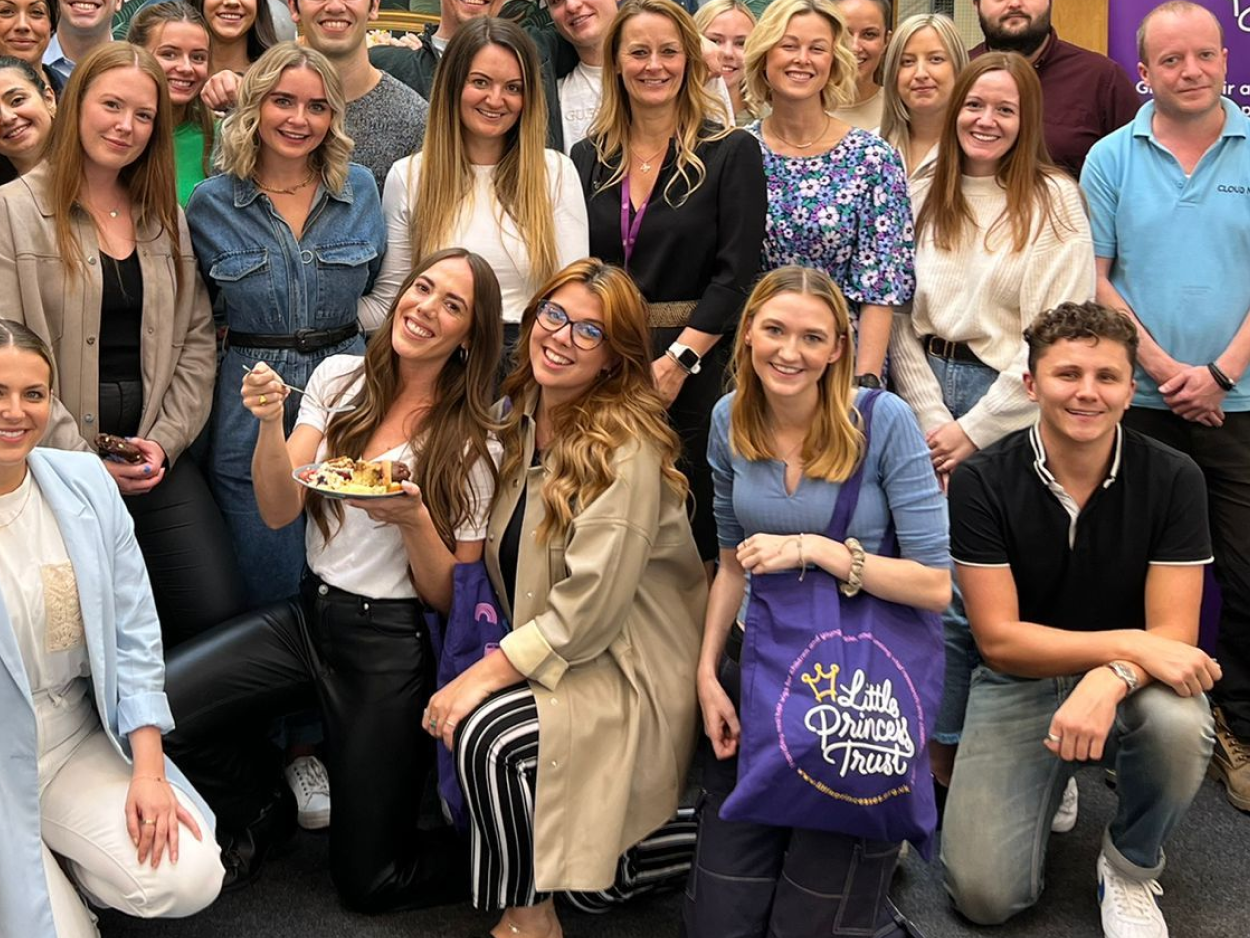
left=42, top=562, right=85, bottom=653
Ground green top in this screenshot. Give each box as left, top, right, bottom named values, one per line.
left=173, top=121, right=210, bottom=208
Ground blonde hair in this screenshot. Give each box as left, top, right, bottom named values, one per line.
left=728, top=266, right=864, bottom=482
left=587, top=0, right=731, bottom=207
left=499, top=259, right=688, bottom=543
left=410, top=17, right=558, bottom=285
left=216, top=42, right=353, bottom=194
left=878, top=14, right=967, bottom=154
left=46, top=44, right=180, bottom=276
left=694, top=0, right=759, bottom=120
left=743, top=0, right=858, bottom=114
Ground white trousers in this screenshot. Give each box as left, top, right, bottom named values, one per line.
left=36, top=697, right=223, bottom=938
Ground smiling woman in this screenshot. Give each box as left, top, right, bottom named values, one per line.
left=0, top=54, right=55, bottom=182
left=360, top=15, right=588, bottom=348
left=0, top=0, right=58, bottom=92
left=187, top=41, right=385, bottom=607
left=0, top=42, right=244, bottom=646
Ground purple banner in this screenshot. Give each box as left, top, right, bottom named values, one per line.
left=1109, top=0, right=1250, bottom=116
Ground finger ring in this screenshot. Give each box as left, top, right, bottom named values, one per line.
left=1045, top=732, right=1061, bottom=744
left=260, top=394, right=268, bottom=405
left=444, top=722, right=457, bottom=731
left=429, top=717, right=438, bottom=730
left=142, top=818, right=157, bottom=826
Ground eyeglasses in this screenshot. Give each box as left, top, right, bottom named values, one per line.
left=534, top=299, right=606, bottom=350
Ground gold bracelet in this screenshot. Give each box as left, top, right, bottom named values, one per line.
left=839, top=537, right=865, bottom=597
left=797, top=533, right=806, bottom=582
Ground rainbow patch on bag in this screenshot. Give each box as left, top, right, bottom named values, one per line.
left=775, top=629, right=924, bottom=805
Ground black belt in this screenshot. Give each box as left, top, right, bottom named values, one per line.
left=922, top=335, right=985, bottom=366
left=228, top=324, right=359, bottom=354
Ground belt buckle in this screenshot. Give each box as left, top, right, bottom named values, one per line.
left=293, top=328, right=319, bottom=353
left=930, top=336, right=957, bottom=359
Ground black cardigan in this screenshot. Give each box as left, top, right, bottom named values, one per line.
left=571, top=128, right=766, bottom=335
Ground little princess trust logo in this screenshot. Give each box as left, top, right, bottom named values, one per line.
left=775, top=630, right=923, bottom=805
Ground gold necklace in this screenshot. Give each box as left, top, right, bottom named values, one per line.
left=254, top=170, right=317, bottom=195
left=630, top=143, right=667, bottom=174
left=0, top=474, right=33, bottom=529
left=768, top=114, right=831, bottom=150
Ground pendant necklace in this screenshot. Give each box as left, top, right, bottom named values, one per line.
left=631, top=144, right=667, bottom=174
left=769, top=114, right=831, bottom=150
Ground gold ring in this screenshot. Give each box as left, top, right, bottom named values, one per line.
left=142, top=819, right=157, bottom=826
left=260, top=394, right=268, bottom=405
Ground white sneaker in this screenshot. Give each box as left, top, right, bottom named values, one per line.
left=1097, top=851, right=1168, bottom=938
left=1051, top=776, right=1079, bottom=833
left=285, top=756, right=331, bottom=830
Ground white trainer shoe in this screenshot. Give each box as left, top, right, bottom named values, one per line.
left=1051, top=776, right=1079, bottom=833
left=285, top=755, right=331, bottom=830
left=1097, top=851, right=1168, bottom=938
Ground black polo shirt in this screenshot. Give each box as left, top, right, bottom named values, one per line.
left=949, top=425, right=1211, bottom=633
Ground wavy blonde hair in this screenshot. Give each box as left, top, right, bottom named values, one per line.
left=410, top=17, right=558, bottom=286
left=587, top=0, right=731, bottom=207
left=694, top=0, right=759, bottom=120
left=878, top=13, right=967, bottom=154
left=499, top=259, right=687, bottom=543
left=46, top=43, right=180, bottom=276
left=216, top=42, right=353, bottom=194
left=743, top=0, right=858, bottom=115
left=728, top=266, right=864, bottom=483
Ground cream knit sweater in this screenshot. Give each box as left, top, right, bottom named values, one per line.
left=889, top=172, right=1095, bottom=449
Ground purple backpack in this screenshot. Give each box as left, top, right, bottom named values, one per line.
left=719, top=391, right=944, bottom=857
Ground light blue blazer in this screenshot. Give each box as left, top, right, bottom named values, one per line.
left=0, top=449, right=214, bottom=938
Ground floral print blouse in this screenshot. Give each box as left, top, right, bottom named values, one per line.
left=746, top=123, right=916, bottom=321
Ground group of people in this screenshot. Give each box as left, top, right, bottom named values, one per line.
left=0, top=1, right=1246, bottom=938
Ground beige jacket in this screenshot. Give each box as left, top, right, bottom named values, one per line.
left=0, top=164, right=215, bottom=463
left=486, top=397, right=707, bottom=891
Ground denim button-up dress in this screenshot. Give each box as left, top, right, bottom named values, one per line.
left=186, top=164, right=385, bottom=604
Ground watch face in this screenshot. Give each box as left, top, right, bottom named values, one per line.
left=677, top=349, right=699, bottom=368
left=856, top=374, right=882, bottom=389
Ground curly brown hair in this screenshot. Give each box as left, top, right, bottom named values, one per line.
left=1024, top=301, right=1139, bottom=374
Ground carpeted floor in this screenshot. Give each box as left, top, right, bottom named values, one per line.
left=99, top=774, right=1248, bottom=938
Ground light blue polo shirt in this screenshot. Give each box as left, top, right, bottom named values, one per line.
left=1082, top=98, right=1250, bottom=411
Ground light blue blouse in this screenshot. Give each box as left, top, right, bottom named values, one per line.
left=708, top=389, right=950, bottom=620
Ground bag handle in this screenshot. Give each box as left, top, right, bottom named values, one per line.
left=825, top=390, right=883, bottom=543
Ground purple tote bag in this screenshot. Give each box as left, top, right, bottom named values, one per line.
left=719, top=391, right=944, bottom=857
left=427, top=562, right=510, bottom=829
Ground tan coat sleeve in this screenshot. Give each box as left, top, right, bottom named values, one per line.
left=500, top=443, right=663, bottom=690
left=143, top=213, right=216, bottom=465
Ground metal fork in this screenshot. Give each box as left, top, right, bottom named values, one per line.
left=241, top=366, right=355, bottom=413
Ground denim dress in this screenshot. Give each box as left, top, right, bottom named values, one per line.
left=186, top=164, right=385, bottom=604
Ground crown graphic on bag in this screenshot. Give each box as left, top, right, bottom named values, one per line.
left=800, top=662, right=841, bottom=703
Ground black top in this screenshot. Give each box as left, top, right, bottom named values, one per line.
left=571, top=127, right=766, bottom=335
left=99, top=250, right=144, bottom=384
left=949, top=424, right=1211, bottom=634
left=499, top=449, right=543, bottom=611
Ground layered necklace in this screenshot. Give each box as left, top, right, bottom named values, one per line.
left=254, top=169, right=317, bottom=195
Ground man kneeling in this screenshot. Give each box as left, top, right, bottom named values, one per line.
left=942, top=302, right=1220, bottom=938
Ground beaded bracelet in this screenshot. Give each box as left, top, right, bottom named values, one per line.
left=839, top=538, right=866, bottom=598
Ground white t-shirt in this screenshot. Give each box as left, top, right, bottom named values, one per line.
left=296, top=355, right=502, bottom=600
left=559, top=62, right=604, bottom=154
left=361, top=150, right=589, bottom=328
left=0, top=471, right=92, bottom=727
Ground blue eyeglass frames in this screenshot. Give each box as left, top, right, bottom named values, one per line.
left=534, top=299, right=607, bottom=350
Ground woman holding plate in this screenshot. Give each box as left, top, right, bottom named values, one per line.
left=160, top=248, right=502, bottom=904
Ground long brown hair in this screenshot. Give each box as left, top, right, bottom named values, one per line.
left=309, top=249, right=504, bottom=549
left=45, top=43, right=180, bottom=275
left=499, top=259, right=687, bottom=543
left=915, top=52, right=1072, bottom=253
left=728, top=266, right=864, bottom=482
left=128, top=1, right=215, bottom=177
left=411, top=17, right=558, bottom=285
left=588, top=0, right=731, bottom=206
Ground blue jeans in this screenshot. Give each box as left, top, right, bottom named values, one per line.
left=941, top=668, right=1214, bottom=925
left=927, top=353, right=999, bottom=743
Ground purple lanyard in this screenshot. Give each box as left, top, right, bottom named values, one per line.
left=620, top=174, right=649, bottom=270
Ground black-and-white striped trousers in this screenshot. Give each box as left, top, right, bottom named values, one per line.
left=456, top=684, right=696, bottom=912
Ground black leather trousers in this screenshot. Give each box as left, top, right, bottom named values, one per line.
left=163, top=573, right=469, bottom=912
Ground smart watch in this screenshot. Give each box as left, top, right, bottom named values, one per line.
left=854, top=374, right=883, bottom=389
left=667, top=342, right=702, bottom=375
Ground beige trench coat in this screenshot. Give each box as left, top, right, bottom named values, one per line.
left=484, top=397, right=707, bottom=891
left=0, top=164, right=215, bottom=463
